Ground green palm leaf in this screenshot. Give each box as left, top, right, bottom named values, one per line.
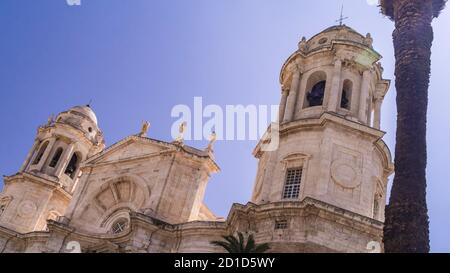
left=254, top=243, right=271, bottom=253
left=237, top=232, right=245, bottom=252
left=244, top=233, right=256, bottom=253
left=210, top=232, right=270, bottom=253
left=211, top=240, right=235, bottom=253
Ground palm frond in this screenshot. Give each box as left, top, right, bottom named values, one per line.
left=223, top=235, right=241, bottom=250
left=210, top=232, right=271, bottom=253
left=211, top=241, right=236, bottom=253
left=237, top=232, right=245, bottom=252
left=254, top=243, right=271, bottom=253
left=244, top=234, right=256, bottom=253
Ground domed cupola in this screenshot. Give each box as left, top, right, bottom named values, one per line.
left=279, top=24, right=389, bottom=128
left=19, top=105, right=105, bottom=191
left=67, top=105, right=98, bottom=125
left=301, top=25, right=374, bottom=53
left=55, top=105, right=103, bottom=145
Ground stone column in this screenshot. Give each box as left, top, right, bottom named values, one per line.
left=283, top=69, right=301, bottom=123
left=20, top=139, right=40, bottom=172
left=373, top=97, right=383, bottom=129
left=278, top=87, right=289, bottom=122
left=64, top=167, right=92, bottom=221
left=358, top=69, right=372, bottom=123
left=35, top=138, right=57, bottom=171
left=55, top=143, right=75, bottom=178
left=327, top=58, right=343, bottom=112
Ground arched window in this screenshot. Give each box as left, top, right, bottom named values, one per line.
left=49, top=148, right=63, bottom=168
left=32, top=141, right=49, bottom=165
left=64, top=153, right=79, bottom=179
left=307, top=81, right=326, bottom=107
left=341, top=80, right=353, bottom=110
left=304, top=71, right=327, bottom=109
left=111, top=218, right=129, bottom=234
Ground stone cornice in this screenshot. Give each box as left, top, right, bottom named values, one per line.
left=3, top=172, right=72, bottom=201
left=253, top=113, right=394, bottom=173
left=227, top=197, right=384, bottom=231
left=280, top=112, right=386, bottom=137
left=38, top=122, right=100, bottom=147
left=0, top=225, right=49, bottom=240
left=82, top=135, right=219, bottom=172
left=31, top=197, right=382, bottom=245
left=254, top=112, right=392, bottom=160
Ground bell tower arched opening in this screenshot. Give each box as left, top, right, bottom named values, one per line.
left=32, top=141, right=49, bottom=165
left=340, top=79, right=353, bottom=110
left=65, top=153, right=80, bottom=179
left=303, top=71, right=327, bottom=109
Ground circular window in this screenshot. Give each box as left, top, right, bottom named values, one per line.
left=318, top=37, right=328, bottom=44
left=111, top=218, right=129, bottom=234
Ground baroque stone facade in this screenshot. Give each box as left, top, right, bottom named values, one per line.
left=0, top=25, right=393, bottom=253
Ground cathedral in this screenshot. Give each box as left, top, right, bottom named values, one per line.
left=0, top=25, right=393, bottom=253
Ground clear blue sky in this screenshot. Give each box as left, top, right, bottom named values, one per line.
left=0, top=0, right=449, bottom=252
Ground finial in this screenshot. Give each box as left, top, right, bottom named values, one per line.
left=205, top=131, right=217, bottom=153
left=335, top=4, right=349, bottom=26
left=376, top=62, right=384, bottom=73
left=138, top=121, right=150, bottom=137
left=47, top=114, right=55, bottom=126
left=364, top=33, right=374, bottom=47
left=87, top=99, right=93, bottom=108
left=174, top=122, right=187, bottom=144
left=298, top=36, right=308, bottom=52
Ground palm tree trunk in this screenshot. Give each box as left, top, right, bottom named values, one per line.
left=383, top=0, right=434, bottom=253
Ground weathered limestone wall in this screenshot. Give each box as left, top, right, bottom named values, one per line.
left=65, top=137, right=218, bottom=234
left=0, top=175, right=71, bottom=234
left=0, top=199, right=383, bottom=253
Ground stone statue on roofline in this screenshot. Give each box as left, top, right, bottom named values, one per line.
left=138, top=121, right=150, bottom=137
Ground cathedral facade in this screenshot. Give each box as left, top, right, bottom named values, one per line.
left=0, top=25, right=393, bottom=253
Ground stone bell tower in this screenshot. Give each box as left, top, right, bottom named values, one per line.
left=252, top=25, right=394, bottom=226
left=0, top=106, right=105, bottom=233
